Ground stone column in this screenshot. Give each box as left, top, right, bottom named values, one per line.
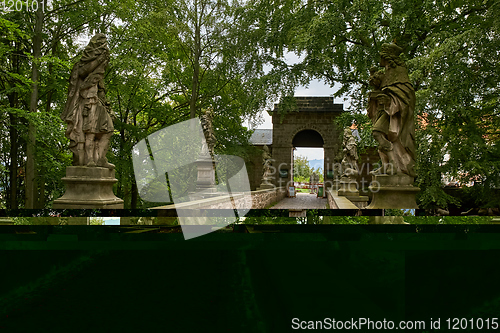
left=323, top=144, right=336, bottom=190
left=195, top=155, right=218, bottom=194
left=271, top=145, right=293, bottom=188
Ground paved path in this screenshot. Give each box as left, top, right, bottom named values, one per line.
left=270, top=192, right=327, bottom=209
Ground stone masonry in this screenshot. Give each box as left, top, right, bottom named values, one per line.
left=269, top=97, right=344, bottom=188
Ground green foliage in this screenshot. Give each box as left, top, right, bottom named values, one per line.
left=334, top=112, right=377, bottom=155
left=405, top=216, right=493, bottom=224
left=293, top=154, right=312, bottom=182
left=12, top=217, right=31, bottom=225
left=90, top=217, right=105, bottom=225
left=293, top=154, right=323, bottom=182
left=384, top=209, right=414, bottom=216
left=243, top=215, right=371, bottom=224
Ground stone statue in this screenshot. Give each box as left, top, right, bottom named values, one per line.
left=310, top=172, right=319, bottom=184
left=61, top=33, right=115, bottom=169
left=200, top=109, right=216, bottom=157
left=340, top=128, right=359, bottom=177
left=257, top=144, right=274, bottom=190
left=262, top=145, right=272, bottom=179
left=367, top=43, right=416, bottom=177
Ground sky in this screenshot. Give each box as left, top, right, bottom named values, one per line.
left=103, top=218, right=120, bottom=225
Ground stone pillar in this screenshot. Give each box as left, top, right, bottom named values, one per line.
left=323, top=144, right=337, bottom=190
left=271, top=145, right=293, bottom=188
left=195, top=155, right=218, bottom=194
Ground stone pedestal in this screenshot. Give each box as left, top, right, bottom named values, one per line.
left=53, top=166, right=124, bottom=209
left=257, top=177, right=274, bottom=190
left=189, top=154, right=222, bottom=200
left=366, top=174, right=420, bottom=209
left=337, top=177, right=369, bottom=208
left=337, top=177, right=358, bottom=196
left=348, top=196, right=370, bottom=209
left=195, top=155, right=217, bottom=193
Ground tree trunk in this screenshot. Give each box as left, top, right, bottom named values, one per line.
left=37, top=164, right=45, bottom=209
left=36, top=40, right=59, bottom=209
left=8, top=107, right=19, bottom=209
left=7, top=41, right=22, bottom=209
left=131, top=178, right=138, bottom=209
left=190, top=3, right=201, bottom=119
left=25, top=0, right=44, bottom=208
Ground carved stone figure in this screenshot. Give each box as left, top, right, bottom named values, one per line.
left=310, top=172, right=319, bottom=184
left=257, top=144, right=274, bottom=190
left=61, top=33, right=115, bottom=169
left=262, top=145, right=272, bottom=178
left=195, top=109, right=218, bottom=196
left=200, top=109, right=216, bottom=157
left=367, top=43, right=416, bottom=177
left=340, top=128, right=359, bottom=177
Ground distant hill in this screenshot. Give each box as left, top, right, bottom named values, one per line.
left=104, top=218, right=120, bottom=225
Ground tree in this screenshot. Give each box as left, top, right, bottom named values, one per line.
left=293, top=154, right=313, bottom=182
left=90, top=217, right=105, bottom=225
left=0, top=16, right=31, bottom=209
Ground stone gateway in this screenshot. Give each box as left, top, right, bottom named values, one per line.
left=269, top=97, right=344, bottom=189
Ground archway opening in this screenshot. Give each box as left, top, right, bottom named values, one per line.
left=292, top=129, right=324, bottom=147
left=292, top=130, right=325, bottom=193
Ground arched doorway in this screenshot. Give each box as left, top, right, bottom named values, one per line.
left=292, top=130, right=324, bottom=148
left=292, top=130, right=325, bottom=190
left=269, top=97, right=344, bottom=189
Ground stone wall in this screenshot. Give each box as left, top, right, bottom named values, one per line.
left=250, top=187, right=287, bottom=209
left=153, top=187, right=287, bottom=210
left=246, top=145, right=266, bottom=191
left=327, top=188, right=338, bottom=209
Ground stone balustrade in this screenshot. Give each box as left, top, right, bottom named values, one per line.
left=326, top=188, right=359, bottom=210
left=153, top=187, right=287, bottom=210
